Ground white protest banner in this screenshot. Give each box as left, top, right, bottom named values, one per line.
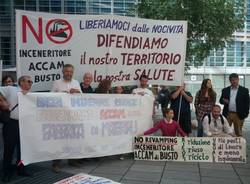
left=54, top=173, right=121, bottom=184
left=134, top=136, right=246, bottom=163
left=18, top=93, right=153, bottom=165
left=16, top=10, right=187, bottom=91
left=134, top=136, right=182, bottom=161
left=185, top=137, right=213, bottom=162
left=214, top=137, right=246, bottom=163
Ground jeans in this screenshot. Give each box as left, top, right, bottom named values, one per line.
left=197, top=120, right=203, bottom=137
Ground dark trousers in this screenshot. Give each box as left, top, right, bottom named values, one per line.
left=2, top=119, right=21, bottom=174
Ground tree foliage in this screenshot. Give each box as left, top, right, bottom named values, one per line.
left=136, top=0, right=245, bottom=66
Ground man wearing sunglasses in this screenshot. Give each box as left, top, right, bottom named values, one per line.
left=0, top=75, right=33, bottom=182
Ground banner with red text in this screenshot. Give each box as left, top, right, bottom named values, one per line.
left=54, top=173, right=120, bottom=184
left=16, top=10, right=187, bottom=91
left=134, top=136, right=246, bottom=163
left=18, top=93, right=154, bottom=165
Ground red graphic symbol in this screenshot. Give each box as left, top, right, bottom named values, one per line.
left=46, top=19, right=73, bottom=44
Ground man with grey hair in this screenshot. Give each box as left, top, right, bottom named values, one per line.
left=0, top=75, right=33, bottom=182
left=51, top=64, right=82, bottom=173
left=80, top=72, right=93, bottom=93
left=52, top=64, right=81, bottom=93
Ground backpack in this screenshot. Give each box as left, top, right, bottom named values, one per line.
left=201, top=113, right=224, bottom=125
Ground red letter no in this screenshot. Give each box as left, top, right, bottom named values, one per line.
left=22, top=15, right=43, bottom=44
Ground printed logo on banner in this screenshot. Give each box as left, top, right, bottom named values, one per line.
left=46, top=19, right=73, bottom=44
left=22, top=15, right=73, bottom=44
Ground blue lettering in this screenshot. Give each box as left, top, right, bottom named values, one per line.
left=37, top=97, right=62, bottom=108
left=42, top=123, right=84, bottom=140
left=71, top=97, right=110, bottom=107
left=102, top=120, right=138, bottom=137
left=114, top=98, right=138, bottom=107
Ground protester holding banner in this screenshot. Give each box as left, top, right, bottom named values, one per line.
left=94, top=79, right=112, bottom=93
left=80, top=72, right=93, bottom=93
left=132, top=75, right=154, bottom=98
left=195, top=79, right=216, bottom=137
left=170, top=84, right=193, bottom=136
left=220, top=73, right=250, bottom=137
left=132, top=74, right=155, bottom=116
left=51, top=64, right=81, bottom=94
left=51, top=64, right=82, bottom=173
left=143, top=108, right=187, bottom=137
left=0, top=75, right=32, bottom=182
left=203, top=104, right=234, bottom=137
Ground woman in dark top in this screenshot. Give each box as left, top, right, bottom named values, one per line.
left=194, top=79, right=216, bottom=137
left=170, top=84, right=193, bottom=136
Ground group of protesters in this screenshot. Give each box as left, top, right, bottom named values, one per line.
left=155, top=73, right=249, bottom=138
left=0, top=63, right=249, bottom=182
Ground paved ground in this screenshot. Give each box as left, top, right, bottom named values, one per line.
left=0, top=117, right=249, bottom=184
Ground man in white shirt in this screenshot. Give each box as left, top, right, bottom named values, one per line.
left=203, top=104, right=234, bottom=137
left=51, top=64, right=81, bottom=93
left=51, top=64, right=82, bottom=173
left=132, top=74, right=154, bottom=98
left=0, top=75, right=33, bottom=182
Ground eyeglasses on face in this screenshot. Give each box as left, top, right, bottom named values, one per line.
left=26, top=80, right=33, bottom=84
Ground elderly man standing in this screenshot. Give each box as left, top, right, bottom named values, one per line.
left=80, top=72, right=93, bottom=93
left=220, top=73, right=250, bottom=136
left=51, top=64, right=82, bottom=173
left=0, top=75, right=33, bottom=182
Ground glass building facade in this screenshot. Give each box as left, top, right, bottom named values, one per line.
left=0, top=0, right=249, bottom=102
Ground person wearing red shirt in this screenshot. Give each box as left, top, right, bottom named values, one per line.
left=143, top=108, right=187, bottom=137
